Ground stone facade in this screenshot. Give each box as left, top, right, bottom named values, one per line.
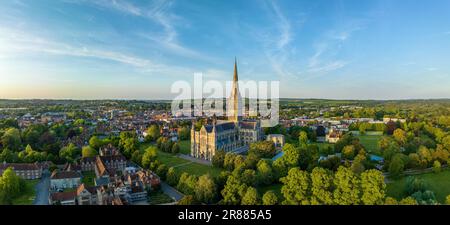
left=191, top=59, right=263, bottom=161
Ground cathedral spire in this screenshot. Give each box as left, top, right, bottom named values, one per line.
left=233, top=57, right=238, bottom=83
left=228, top=57, right=242, bottom=122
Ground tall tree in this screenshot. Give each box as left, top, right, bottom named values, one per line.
left=241, top=187, right=260, bottom=205
left=194, top=174, right=217, bottom=204
left=310, top=167, right=334, bottom=205
left=262, top=191, right=278, bottom=205
left=333, top=166, right=360, bottom=205
left=360, top=170, right=386, bottom=205
left=280, top=167, right=310, bottom=205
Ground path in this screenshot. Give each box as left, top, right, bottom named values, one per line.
left=33, top=170, right=50, bottom=205
left=177, top=154, right=212, bottom=166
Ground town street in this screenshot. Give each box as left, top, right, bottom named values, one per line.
left=33, top=170, right=50, bottom=205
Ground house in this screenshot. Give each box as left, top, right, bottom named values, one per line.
left=76, top=183, right=98, bottom=205
left=0, top=162, right=42, bottom=180
left=80, top=155, right=127, bottom=174
left=50, top=170, right=81, bottom=191
left=49, top=192, right=77, bottom=205
left=266, top=134, right=285, bottom=149
left=326, top=129, right=343, bottom=143
left=99, top=144, right=120, bottom=156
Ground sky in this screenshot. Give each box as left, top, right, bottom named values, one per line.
left=0, top=0, right=450, bottom=100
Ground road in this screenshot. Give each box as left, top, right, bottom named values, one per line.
left=160, top=181, right=184, bottom=202
left=33, top=170, right=50, bottom=205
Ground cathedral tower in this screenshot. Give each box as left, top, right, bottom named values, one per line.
left=228, top=58, right=242, bottom=122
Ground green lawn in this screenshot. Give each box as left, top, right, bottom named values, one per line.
left=358, top=135, right=383, bottom=153
left=387, top=169, right=450, bottom=203
left=139, top=143, right=224, bottom=178
left=82, top=171, right=96, bottom=186
left=179, top=140, right=191, bottom=155
left=11, top=179, right=39, bottom=205
left=148, top=190, right=175, bottom=205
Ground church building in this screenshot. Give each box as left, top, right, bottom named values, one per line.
left=190, top=59, right=264, bottom=161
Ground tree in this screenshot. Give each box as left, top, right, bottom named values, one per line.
left=249, top=141, right=276, bottom=158
left=194, top=174, right=217, bottom=204
left=145, top=125, right=160, bottom=142
left=445, top=195, right=450, bottom=205
left=59, top=143, right=80, bottom=163
left=262, top=191, right=278, bottom=205
left=333, top=166, right=360, bottom=205
left=0, top=167, right=23, bottom=204
left=417, top=146, right=432, bottom=168
left=241, top=187, right=260, bottom=205
left=342, top=145, right=356, bottom=160
left=177, top=126, right=190, bottom=140
left=360, top=169, right=386, bottom=205
left=384, top=197, right=398, bottom=205
left=280, top=167, right=310, bottom=205
left=432, top=160, right=441, bottom=173
left=256, top=159, right=274, bottom=185
left=131, top=151, right=142, bottom=165
left=1, top=128, right=22, bottom=151
left=177, top=195, right=197, bottom=205
left=89, top=136, right=103, bottom=150
left=299, top=131, right=308, bottom=148
left=224, top=153, right=236, bottom=171
left=221, top=175, right=248, bottom=205
left=171, top=143, right=180, bottom=154
left=389, top=154, right=405, bottom=178
left=212, top=150, right=226, bottom=168
left=234, top=155, right=245, bottom=170
left=119, top=132, right=138, bottom=157
left=432, top=145, right=449, bottom=164
left=156, top=164, right=168, bottom=180
left=177, top=173, right=198, bottom=195
left=241, top=169, right=257, bottom=186
left=393, top=128, right=407, bottom=146
left=81, top=146, right=98, bottom=158
left=273, top=144, right=300, bottom=178
left=166, top=167, right=179, bottom=186
left=310, top=167, right=333, bottom=205
left=142, top=146, right=158, bottom=168
left=399, top=196, right=418, bottom=205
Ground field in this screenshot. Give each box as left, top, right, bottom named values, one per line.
left=358, top=135, right=383, bottom=153
left=11, top=179, right=39, bottom=205
left=179, top=140, right=191, bottom=155
left=386, top=169, right=450, bottom=203
left=139, top=143, right=224, bottom=178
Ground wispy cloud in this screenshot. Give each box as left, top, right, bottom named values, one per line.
left=257, top=0, right=299, bottom=80
left=0, top=27, right=153, bottom=67
left=76, top=0, right=214, bottom=62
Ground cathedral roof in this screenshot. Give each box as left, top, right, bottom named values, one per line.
left=239, top=121, right=258, bottom=129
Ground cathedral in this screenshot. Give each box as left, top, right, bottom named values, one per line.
left=190, top=59, right=264, bottom=161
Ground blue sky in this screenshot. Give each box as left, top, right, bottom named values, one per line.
left=0, top=0, right=449, bottom=100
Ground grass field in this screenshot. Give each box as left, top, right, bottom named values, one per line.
left=179, top=140, right=191, bottom=155
left=358, top=135, right=383, bottom=153
left=11, top=179, right=39, bottom=205
left=82, top=171, right=96, bottom=186
left=386, top=169, right=450, bottom=203
left=139, top=143, right=224, bottom=178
